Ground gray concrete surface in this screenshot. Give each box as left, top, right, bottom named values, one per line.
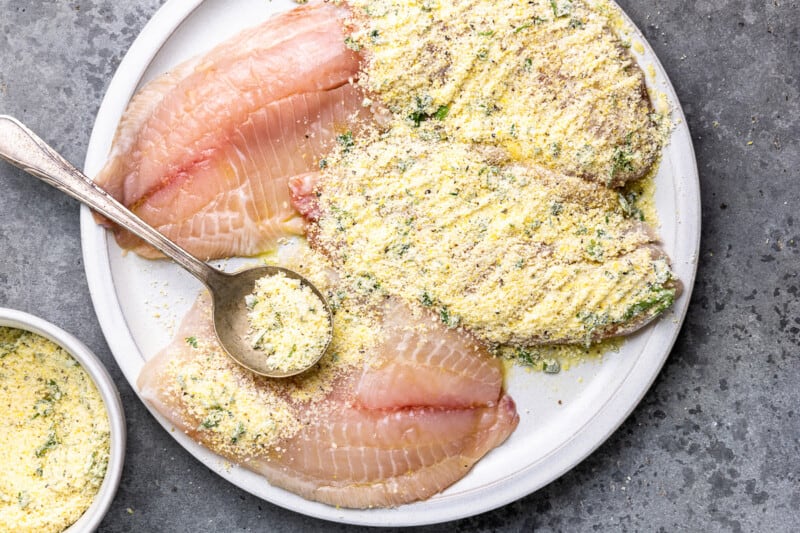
left=1, top=1, right=798, bottom=531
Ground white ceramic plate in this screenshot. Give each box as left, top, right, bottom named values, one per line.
left=80, top=0, right=700, bottom=526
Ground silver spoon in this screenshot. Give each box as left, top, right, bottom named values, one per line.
left=0, top=115, right=332, bottom=378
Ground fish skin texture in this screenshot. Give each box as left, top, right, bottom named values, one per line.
left=355, top=298, right=503, bottom=410
left=260, top=394, right=518, bottom=508
left=138, top=293, right=518, bottom=508
left=95, top=2, right=369, bottom=259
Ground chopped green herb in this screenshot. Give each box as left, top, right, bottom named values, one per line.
left=0, top=328, right=23, bottom=358
left=409, top=94, right=450, bottom=126
left=409, top=95, right=432, bottom=126
left=433, top=104, right=450, bottom=121
left=199, top=409, right=223, bottom=430
left=393, top=243, right=411, bottom=256
left=44, top=379, right=62, bottom=402
left=577, top=310, right=610, bottom=346
left=569, top=18, right=584, bottom=28
left=610, top=135, right=636, bottom=180
left=35, top=431, right=58, bottom=457
left=576, top=144, right=595, bottom=167
left=524, top=219, right=543, bottom=237
left=523, top=58, right=533, bottom=72
left=344, top=36, right=360, bottom=51
left=622, top=288, right=676, bottom=322
left=478, top=100, right=499, bottom=115
left=586, top=240, right=604, bottom=261
left=420, top=291, right=434, bottom=308
left=231, top=422, right=246, bottom=443
left=543, top=359, right=561, bottom=374
left=550, top=0, right=573, bottom=18
left=185, top=336, right=198, bottom=348
left=272, top=311, right=283, bottom=329
left=336, top=131, right=355, bottom=153
left=515, top=347, right=536, bottom=366
left=618, top=191, right=645, bottom=221
left=396, top=158, right=415, bottom=172
left=327, top=290, right=346, bottom=311
left=250, top=329, right=268, bottom=349
left=439, top=307, right=460, bottom=328
left=550, top=202, right=564, bottom=217
left=32, top=398, right=54, bottom=419
left=17, top=491, right=30, bottom=510
left=354, top=272, right=382, bottom=294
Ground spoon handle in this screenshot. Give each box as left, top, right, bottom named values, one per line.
left=0, top=115, right=224, bottom=288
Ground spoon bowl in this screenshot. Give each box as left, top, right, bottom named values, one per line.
left=210, top=265, right=332, bottom=377
left=0, top=115, right=332, bottom=377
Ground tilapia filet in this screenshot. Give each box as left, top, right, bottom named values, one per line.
left=139, top=288, right=518, bottom=508
left=95, top=2, right=373, bottom=259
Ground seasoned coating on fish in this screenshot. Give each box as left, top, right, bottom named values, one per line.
left=138, top=292, right=517, bottom=508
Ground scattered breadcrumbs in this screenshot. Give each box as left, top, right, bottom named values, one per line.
left=0, top=327, right=110, bottom=533
left=245, top=272, right=331, bottom=374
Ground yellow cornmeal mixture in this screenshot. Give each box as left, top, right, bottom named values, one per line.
left=166, top=331, right=302, bottom=455
left=344, top=0, right=669, bottom=186
left=313, top=0, right=677, bottom=366
left=162, top=241, right=384, bottom=455
left=0, top=327, right=110, bottom=533
left=245, top=272, right=331, bottom=373
left=317, top=130, right=675, bottom=347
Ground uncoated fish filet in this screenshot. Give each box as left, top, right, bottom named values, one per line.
left=95, top=2, right=371, bottom=259
left=138, top=293, right=518, bottom=508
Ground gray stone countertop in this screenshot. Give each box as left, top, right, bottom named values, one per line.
left=1, top=1, right=798, bottom=531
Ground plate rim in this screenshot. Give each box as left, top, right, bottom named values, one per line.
left=80, top=0, right=701, bottom=526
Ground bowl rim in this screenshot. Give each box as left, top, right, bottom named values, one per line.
left=0, top=308, right=126, bottom=533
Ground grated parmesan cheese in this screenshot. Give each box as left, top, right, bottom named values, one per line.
left=0, top=327, right=110, bottom=533
left=245, top=272, right=332, bottom=374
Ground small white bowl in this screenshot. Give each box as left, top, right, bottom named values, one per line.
left=0, top=308, right=126, bottom=533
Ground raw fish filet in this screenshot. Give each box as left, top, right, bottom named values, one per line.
left=138, top=294, right=518, bottom=508
left=95, top=2, right=374, bottom=259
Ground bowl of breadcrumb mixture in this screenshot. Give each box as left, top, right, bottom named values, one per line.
left=0, top=308, right=125, bottom=533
